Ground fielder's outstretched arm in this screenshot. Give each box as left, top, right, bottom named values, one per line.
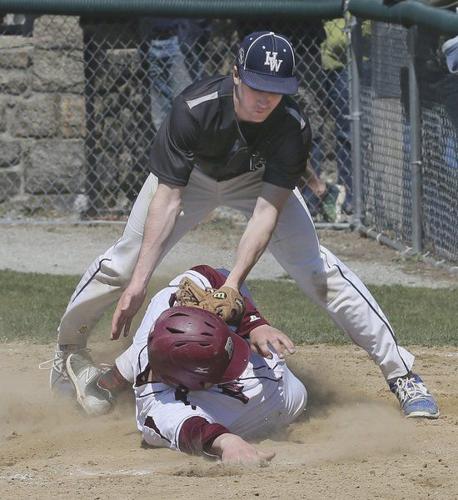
left=224, top=182, right=290, bottom=290
left=111, top=181, right=183, bottom=340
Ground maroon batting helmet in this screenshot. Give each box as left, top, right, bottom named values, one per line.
left=147, top=306, right=250, bottom=390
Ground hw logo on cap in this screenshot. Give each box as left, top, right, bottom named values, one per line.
left=236, top=31, right=298, bottom=95
left=264, top=51, right=283, bottom=72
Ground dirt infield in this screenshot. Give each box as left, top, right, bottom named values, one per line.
left=1, top=223, right=457, bottom=498
left=1, top=342, right=457, bottom=500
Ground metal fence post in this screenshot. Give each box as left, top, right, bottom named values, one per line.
left=347, top=12, right=363, bottom=227
left=407, top=26, right=422, bottom=254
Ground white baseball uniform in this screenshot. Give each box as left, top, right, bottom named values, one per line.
left=115, top=270, right=307, bottom=450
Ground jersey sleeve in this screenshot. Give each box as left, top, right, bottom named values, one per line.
left=178, top=417, right=229, bottom=455
left=149, top=95, right=200, bottom=186
left=263, top=114, right=312, bottom=190
left=236, top=300, right=269, bottom=338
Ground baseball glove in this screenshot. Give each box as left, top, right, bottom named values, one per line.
left=175, top=277, right=245, bottom=325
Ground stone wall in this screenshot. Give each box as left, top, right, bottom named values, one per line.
left=0, top=16, right=86, bottom=216
left=0, top=15, right=159, bottom=218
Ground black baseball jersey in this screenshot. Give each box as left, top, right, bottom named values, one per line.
left=150, top=75, right=312, bottom=190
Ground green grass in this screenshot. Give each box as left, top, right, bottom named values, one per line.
left=0, top=270, right=456, bottom=346
left=0, top=271, right=77, bottom=343
left=247, top=280, right=458, bottom=346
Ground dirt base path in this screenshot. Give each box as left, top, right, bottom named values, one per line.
left=1, top=222, right=456, bottom=287
left=1, top=343, right=457, bottom=499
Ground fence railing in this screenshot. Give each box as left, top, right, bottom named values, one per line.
left=351, top=18, right=457, bottom=262
left=0, top=1, right=456, bottom=263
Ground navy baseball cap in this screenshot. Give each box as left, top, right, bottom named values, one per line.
left=236, top=31, right=298, bottom=95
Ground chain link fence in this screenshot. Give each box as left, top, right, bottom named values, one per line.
left=360, top=23, right=412, bottom=243
left=0, top=12, right=456, bottom=262
left=360, top=21, right=458, bottom=262
left=0, top=14, right=350, bottom=222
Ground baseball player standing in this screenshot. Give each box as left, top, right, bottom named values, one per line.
left=63, top=265, right=306, bottom=466
left=50, top=31, right=438, bottom=419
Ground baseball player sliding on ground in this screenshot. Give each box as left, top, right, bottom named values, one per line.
left=49, top=31, right=438, bottom=418
left=64, top=266, right=306, bottom=465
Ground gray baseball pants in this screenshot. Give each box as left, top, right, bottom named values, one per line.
left=57, top=168, right=414, bottom=380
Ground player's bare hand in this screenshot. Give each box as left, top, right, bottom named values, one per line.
left=249, top=324, right=295, bottom=359
left=305, top=169, right=326, bottom=198
left=111, top=285, right=147, bottom=340
left=212, top=433, right=275, bottom=466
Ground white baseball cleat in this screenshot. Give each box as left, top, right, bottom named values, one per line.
left=66, top=352, right=113, bottom=416
left=40, top=348, right=75, bottom=398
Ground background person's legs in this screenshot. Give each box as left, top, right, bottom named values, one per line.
left=327, top=69, right=352, bottom=213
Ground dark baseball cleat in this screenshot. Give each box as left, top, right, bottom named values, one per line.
left=66, top=352, right=113, bottom=416
left=389, top=373, right=440, bottom=419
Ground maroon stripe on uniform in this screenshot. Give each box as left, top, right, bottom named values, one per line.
left=178, top=416, right=229, bottom=455
left=144, top=416, right=171, bottom=443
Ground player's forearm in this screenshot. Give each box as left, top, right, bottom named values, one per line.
left=130, top=183, right=183, bottom=288
left=225, top=183, right=290, bottom=290
left=225, top=202, right=279, bottom=289
left=304, top=164, right=326, bottom=198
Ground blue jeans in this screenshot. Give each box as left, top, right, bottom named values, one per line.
left=308, top=68, right=352, bottom=211
left=147, top=35, right=181, bottom=115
